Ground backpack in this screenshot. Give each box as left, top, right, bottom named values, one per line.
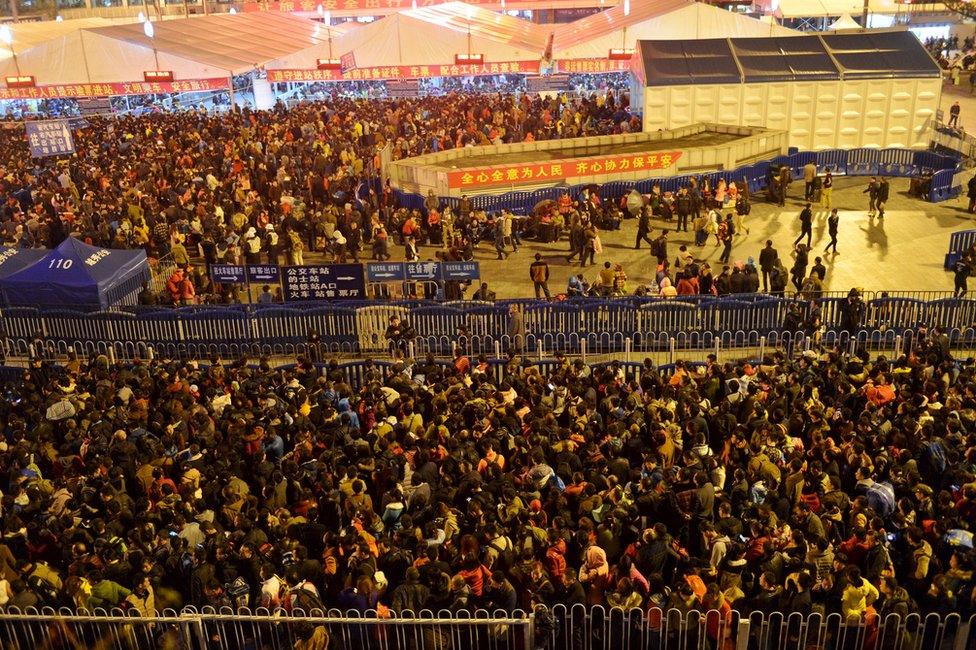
left=548, top=473, right=567, bottom=492
left=289, top=583, right=325, bottom=614
left=866, top=481, right=896, bottom=518
left=920, top=440, right=948, bottom=479
left=488, top=537, right=516, bottom=572
left=225, top=577, right=250, bottom=609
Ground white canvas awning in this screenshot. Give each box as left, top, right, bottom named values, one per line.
left=0, top=13, right=334, bottom=85
left=552, top=1, right=799, bottom=61
left=267, top=8, right=547, bottom=71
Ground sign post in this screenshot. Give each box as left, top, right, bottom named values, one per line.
left=25, top=120, right=75, bottom=158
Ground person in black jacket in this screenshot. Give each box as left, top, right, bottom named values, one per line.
left=758, top=240, right=778, bottom=292
left=877, top=177, right=890, bottom=219
left=675, top=188, right=692, bottom=232
left=794, top=203, right=813, bottom=248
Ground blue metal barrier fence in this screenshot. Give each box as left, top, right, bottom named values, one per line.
left=384, top=147, right=961, bottom=215
left=3, top=291, right=976, bottom=361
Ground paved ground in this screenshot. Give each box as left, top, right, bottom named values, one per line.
left=303, top=174, right=973, bottom=299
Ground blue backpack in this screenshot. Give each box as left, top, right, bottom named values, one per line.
left=866, top=481, right=896, bottom=518
left=920, top=440, right=948, bottom=479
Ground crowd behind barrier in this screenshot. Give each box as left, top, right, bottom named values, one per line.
left=387, top=148, right=962, bottom=217
left=0, top=604, right=972, bottom=650
left=4, top=291, right=976, bottom=361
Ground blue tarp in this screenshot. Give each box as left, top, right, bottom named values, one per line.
left=0, top=247, right=47, bottom=280
left=0, top=237, right=150, bottom=309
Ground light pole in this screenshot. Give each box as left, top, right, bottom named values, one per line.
left=0, top=25, right=20, bottom=76
left=144, top=19, right=160, bottom=71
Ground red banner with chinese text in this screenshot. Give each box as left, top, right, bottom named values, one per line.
left=447, top=151, right=683, bottom=189
left=0, top=78, right=230, bottom=101
left=268, top=60, right=540, bottom=82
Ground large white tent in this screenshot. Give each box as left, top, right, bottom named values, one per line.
left=774, top=0, right=905, bottom=19
left=266, top=10, right=545, bottom=72
left=551, top=0, right=798, bottom=61
left=0, top=13, right=333, bottom=86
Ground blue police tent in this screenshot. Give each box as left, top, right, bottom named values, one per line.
left=0, top=237, right=150, bottom=309
left=0, top=246, right=47, bottom=280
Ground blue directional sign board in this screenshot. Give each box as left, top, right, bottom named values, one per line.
left=246, top=265, right=280, bottom=282
left=442, top=261, right=480, bottom=281
left=210, top=264, right=246, bottom=284
left=366, top=262, right=407, bottom=282
left=26, top=120, right=75, bottom=158
left=405, top=261, right=441, bottom=282
left=282, top=264, right=365, bottom=301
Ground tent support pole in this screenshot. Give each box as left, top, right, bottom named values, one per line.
left=228, top=76, right=235, bottom=110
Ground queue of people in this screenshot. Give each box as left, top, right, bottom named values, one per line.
left=0, top=325, right=974, bottom=639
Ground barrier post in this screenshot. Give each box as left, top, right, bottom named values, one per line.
left=108, top=347, right=116, bottom=365
left=714, top=338, right=721, bottom=360
left=735, top=620, right=751, bottom=650
left=894, top=335, right=902, bottom=358
left=524, top=613, right=536, bottom=650
left=148, top=346, right=155, bottom=361
left=538, top=342, right=543, bottom=361
left=848, top=338, right=856, bottom=356
left=759, top=336, right=766, bottom=360
left=28, top=343, right=35, bottom=359
left=581, top=339, right=587, bottom=364
left=625, top=337, right=632, bottom=363
left=407, top=340, right=416, bottom=360
left=494, top=340, right=501, bottom=360
left=669, top=337, right=676, bottom=365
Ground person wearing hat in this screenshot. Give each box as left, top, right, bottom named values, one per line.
left=264, top=223, right=280, bottom=265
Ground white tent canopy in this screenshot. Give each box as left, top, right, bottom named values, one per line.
left=0, top=13, right=334, bottom=85
left=552, top=1, right=799, bottom=61
left=774, top=0, right=902, bottom=19
left=828, top=14, right=863, bottom=31
left=267, top=11, right=544, bottom=71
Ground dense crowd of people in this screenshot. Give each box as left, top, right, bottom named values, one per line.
left=0, top=329, right=974, bottom=641
left=0, top=88, right=638, bottom=303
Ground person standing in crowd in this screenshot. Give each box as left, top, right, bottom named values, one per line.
left=506, top=303, right=525, bottom=352
left=825, top=209, right=839, bottom=255
left=777, top=165, right=792, bottom=206
left=954, top=255, right=971, bottom=297
left=758, top=240, right=778, bottom=292
left=864, top=177, right=880, bottom=216
left=529, top=253, right=551, bottom=299
left=734, top=192, right=750, bottom=236
left=652, top=229, right=669, bottom=266
left=675, top=187, right=692, bottom=233
left=635, top=205, right=654, bottom=249
left=821, top=168, right=833, bottom=209
left=791, top=243, right=809, bottom=292
left=718, top=215, right=734, bottom=264
left=580, top=222, right=597, bottom=268
left=803, top=160, right=817, bottom=201
left=794, top=203, right=813, bottom=248
left=949, top=100, right=961, bottom=127
left=876, top=177, right=890, bottom=219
